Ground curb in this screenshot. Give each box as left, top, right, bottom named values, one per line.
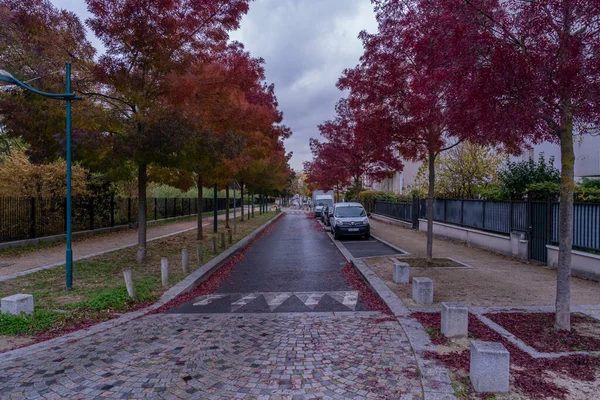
left=0, top=212, right=284, bottom=362
left=326, top=231, right=456, bottom=400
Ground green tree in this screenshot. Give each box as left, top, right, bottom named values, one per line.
left=496, top=154, right=560, bottom=200
left=411, top=143, right=504, bottom=199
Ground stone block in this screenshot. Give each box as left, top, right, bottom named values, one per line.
left=392, top=260, right=410, bottom=284
left=181, top=249, right=189, bottom=274
left=161, top=258, right=169, bottom=287
left=412, top=277, right=433, bottom=304
left=441, top=302, right=468, bottom=338
left=123, top=269, right=136, bottom=299
left=1, top=294, right=34, bottom=316
left=470, top=341, right=510, bottom=393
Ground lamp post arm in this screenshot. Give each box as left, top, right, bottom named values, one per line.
left=0, top=74, right=80, bottom=100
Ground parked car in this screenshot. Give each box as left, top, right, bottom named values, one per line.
left=331, top=202, right=370, bottom=240
left=313, top=195, right=333, bottom=218
left=320, top=205, right=329, bottom=224
left=324, top=205, right=334, bottom=226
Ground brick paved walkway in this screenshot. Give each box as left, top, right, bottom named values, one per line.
left=0, top=313, right=422, bottom=399
left=0, top=212, right=426, bottom=399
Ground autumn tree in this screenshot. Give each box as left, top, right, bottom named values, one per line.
left=338, top=1, right=475, bottom=261
left=427, top=0, right=600, bottom=330
left=0, top=0, right=97, bottom=163
left=308, top=98, right=402, bottom=200
left=84, top=0, right=250, bottom=263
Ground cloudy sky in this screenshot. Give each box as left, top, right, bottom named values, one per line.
left=51, top=0, right=377, bottom=170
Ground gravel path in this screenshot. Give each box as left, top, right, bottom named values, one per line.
left=369, top=219, right=600, bottom=307
left=0, top=211, right=247, bottom=279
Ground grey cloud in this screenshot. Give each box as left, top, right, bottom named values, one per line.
left=231, top=0, right=376, bottom=170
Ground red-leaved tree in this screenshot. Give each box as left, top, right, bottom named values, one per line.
left=85, top=0, right=250, bottom=263
left=307, top=98, right=403, bottom=200
left=429, top=0, right=600, bottom=330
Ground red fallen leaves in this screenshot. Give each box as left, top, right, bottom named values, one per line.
left=340, top=262, right=392, bottom=315
left=413, top=312, right=600, bottom=399
left=151, top=216, right=283, bottom=314
left=486, top=312, right=600, bottom=353
left=411, top=312, right=448, bottom=345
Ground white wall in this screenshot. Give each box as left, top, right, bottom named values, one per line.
left=516, top=135, right=600, bottom=178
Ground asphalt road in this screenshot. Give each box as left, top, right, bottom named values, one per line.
left=168, top=211, right=373, bottom=313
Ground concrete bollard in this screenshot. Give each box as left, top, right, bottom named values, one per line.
left=123, top=269, right=136, bottom=299
left=1, top=294, right=34, bottom=316
left=182, top=249, right=189, bottom=274
left=228, top=229, right=233, bottom=244
left=412, top=277, right=434, bottom=305
left=392, top=260, right=410, bottom=284
left=220, top=232, right=225, bottom=248
left=470, top=341, right=510, bottom=393
left=212, top=236, right=217, bottom=253
left=161, top=258, right=169, bottom=287
left=196, top=243, right=203, bottom=265
left=441, top=302, right=468, bottom=338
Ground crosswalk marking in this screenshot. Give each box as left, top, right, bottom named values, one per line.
left=193, top=294, right=227, bottom=306
left=231, top=293, right=260, bottom=311
left=263, top=292, right=293, bottom=311
left=191, top=291, right=360, bottom=312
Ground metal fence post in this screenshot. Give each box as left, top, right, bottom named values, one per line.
left=482, top=200, right=486, bottom=229
left=89, top=197, right=94, bottom=231
left=29, top=197, right=36, bottom=238
left=110, top=195, right=115, bottom=227
left=412, top=194, right=419, bottom=229
left=509, top=202, right=513, bottom=232
left=127, top=197, right=132, bottom=223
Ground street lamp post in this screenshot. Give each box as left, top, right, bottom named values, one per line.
left=0, top=63, right=82, bottom=290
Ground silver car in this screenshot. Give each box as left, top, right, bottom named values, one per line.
left=330, top=202, right=370, bottom=240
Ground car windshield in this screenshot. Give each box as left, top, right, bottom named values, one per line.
left=316, top=199, right=333, bottom=206
left=335, top=206, right=366, bottom=218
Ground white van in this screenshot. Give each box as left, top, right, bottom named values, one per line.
left=313, top=195, right=334, bottom=218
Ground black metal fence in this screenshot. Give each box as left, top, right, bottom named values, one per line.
left=0, top=196, right=234, bottom=243
left=372, top=198, right=600, bottom=257
left=419, top=199, right=529, bottom=235
left=374, top=201, right=413, bottom=224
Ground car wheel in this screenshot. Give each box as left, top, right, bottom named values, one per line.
left=364, top=234, right=371, bottom=240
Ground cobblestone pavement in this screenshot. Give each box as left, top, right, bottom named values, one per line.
left=0, top=313, right=423, bottom=399
left=1, top=212, right=426, bottom=399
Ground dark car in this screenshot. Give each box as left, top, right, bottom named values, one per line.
left=320, top=205, right=329, bottom=224
left=323, top=205, right=334, bottom=226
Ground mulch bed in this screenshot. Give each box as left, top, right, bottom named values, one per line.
left=485, top=312, right=600, bottom=353
left=396, top=257, right=464, bottom=268
left=413, top=312, right=600, bottom=399
left=341, top=262, right=392, bottom=315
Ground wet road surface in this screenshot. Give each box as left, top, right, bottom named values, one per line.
left=169, top=211, right=373, bottom=313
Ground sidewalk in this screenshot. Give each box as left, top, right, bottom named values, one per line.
left=368, top=219, right=600, bottom=308
left=0, top=209, right=250, bottom=280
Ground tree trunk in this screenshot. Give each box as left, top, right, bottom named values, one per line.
left=240, top=182, right=244, bottom=221
left=197, top=174, right=203, bottom=241
left=137, top=163, right=147, bottom=263
left=426, top=151, right=436, bottom=262
left=252, top=192, right=255, bottom=217
left=225, top=184, right=230, bottom=229
left=555, top=109, right=575, bottom=331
